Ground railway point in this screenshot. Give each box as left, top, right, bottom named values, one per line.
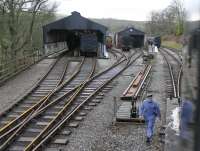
left=0, top=1, right=199, bottom=151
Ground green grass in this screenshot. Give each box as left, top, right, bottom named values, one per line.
left=162, top=41, right=182, bottom=50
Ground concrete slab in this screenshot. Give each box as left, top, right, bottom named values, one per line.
left=92, top=100, right=101, bottom=103
left=43, top=115, right=56, bottom=119
left=61, top=130, right=72, bottom=135
left=53, top=138, right=69, bottom=145
left=36, top=121, right=49, bottom=126
left=8, top=114, right=19, bottom=118
left=18, top=136, right=33, bottom=142
left=83, top=106, right=92, bottom=110
left=27, top=128, right=41, bottom=133
left=68, top=122, right=79, bottom=128
left=79, top=112, right=87, bottom=116
left=9, top=146, right=25, bottom=151
left=88, top=103, right=96, bottom=106
left=74, top=116, right=84, bottom=121
left=95, top=96, right=103, bottom=99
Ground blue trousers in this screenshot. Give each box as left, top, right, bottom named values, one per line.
left=180, top=120, right=189, bottom=140
left=145, top=118, right=155, bottom=138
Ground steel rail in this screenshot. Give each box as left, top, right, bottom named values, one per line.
left=122, top=72, right=142, bottom=96
left=160, top=50, right=177, bottom=98
left=162, top=47, right=182, bottom=64
left=0, top=58, right=85, bottom=146
left=134, top=65, right=152, bottom=98
left=0, top=56, right=60, bottom=118
left=162, top=47, right=183, bottom=98
left=137, top=69, right=153, bottom=109
left=7, top=55, right=125, bottom=143
left=0, top=56, right=65, bottom=136
left=177, top=65, right=183, bottom=98
left=162, top=48, right=182, bottom=65
left=26, top=52, right=142, bottom=151
left=32, top=54, right=132, bottom=121
left=23, top=57, right=96, bottom=151
left=0, top=60, right=70, bottom=144
left=108, top=49, right=126, bottom=63
left=107, top=49, right=118, bottom=60
left=112, top=48, right=128, bottom=61
left=0, top=57, right=96, bottom=151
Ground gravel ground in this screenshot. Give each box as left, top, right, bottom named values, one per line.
left=1, top=50, right=191, bottom=151
left=0, top=58, right=55, bottom=113
left=164, top=47, right=195, bottom=151
left=54, top=51, right=166, bottom=151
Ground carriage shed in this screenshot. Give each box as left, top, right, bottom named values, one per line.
left=43, top=11, right=108, bottom=57
left=115, top=27, right=145, bottom=50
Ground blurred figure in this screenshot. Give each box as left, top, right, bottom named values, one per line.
left=139, top=94, right=161, bottom=143
left=180, top=98, right=193, bottom=142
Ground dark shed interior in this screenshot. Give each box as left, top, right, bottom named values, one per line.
left=43, top=11, right=107, bottom=57
left=117, top=27, right=145, bottom=48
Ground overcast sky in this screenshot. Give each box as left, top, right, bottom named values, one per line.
left=51, top=0, right=200, bottom=21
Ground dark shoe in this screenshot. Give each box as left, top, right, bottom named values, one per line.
left=146, top=137, right=150, bottom=143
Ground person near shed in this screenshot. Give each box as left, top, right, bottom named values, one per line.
left=139, top=94, right=161, bottom=143
left=180, top=97, right=193, bottom=142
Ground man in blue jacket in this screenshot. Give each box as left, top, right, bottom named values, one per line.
left=180, top=98, right=193, bottom=141
left=139, top=94, right=161, bottom=143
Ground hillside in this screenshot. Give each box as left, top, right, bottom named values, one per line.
left=56, top=14, right=199, bottom=34
left=91, top=18, right=146, bottom=33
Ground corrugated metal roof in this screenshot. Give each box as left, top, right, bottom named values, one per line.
left=43, top=11, right=107, bottom=34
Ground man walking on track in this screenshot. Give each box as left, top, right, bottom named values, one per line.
left=139, top=94, right=161, bottom=143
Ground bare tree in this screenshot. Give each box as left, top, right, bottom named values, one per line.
left=170, top=0, right=186, bottom=35
left=146, top=0, right=186, bottom=36
left=0, top=0, right=57, bottom=67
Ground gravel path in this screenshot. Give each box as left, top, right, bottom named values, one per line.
left=0, top=58, right=55, bottom=113
left=0, top=51, right=173, bottom=151
left=51, top=51, right=166, bottom=151
left=164, top=47, right=195, bottom=151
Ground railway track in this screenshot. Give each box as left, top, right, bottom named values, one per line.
left=111, top=48, right=128, bottom=61
left=0, top=50, right=142, bottom=150
left=160, top=48, right=183, bottom=99
left=30, top=51, right=141, bottom=151
left=0, top=56, right=84, bottom=136
left=108, top=48, right=128, bottom=62
left=0, top=56, right=96, bottom=150
left=0, top=56, right=69, bottom=128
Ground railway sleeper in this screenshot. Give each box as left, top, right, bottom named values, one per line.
left=68, top=122, right=79, bottom=128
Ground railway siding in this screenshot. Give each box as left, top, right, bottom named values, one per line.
left=0, top=58, right=56, bottom=115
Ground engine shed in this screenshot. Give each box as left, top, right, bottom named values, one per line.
left=114, top=27, right=145, bottom=50
left=43, top=11, right=108, bottom=57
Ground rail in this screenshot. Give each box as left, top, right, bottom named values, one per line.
left=161, top=49, right=183, bottom=98
left=120, top=65, right=152, bottom=100
left=0, top=57, right=96, bottom=150
left=27, top=51, right=142, bottom=151
left=0, top=58, right=85, bottom=142
left=0, top=48, right=68, bottom=85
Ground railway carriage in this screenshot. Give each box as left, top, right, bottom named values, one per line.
left=80, top=33, right=98, bottom=56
